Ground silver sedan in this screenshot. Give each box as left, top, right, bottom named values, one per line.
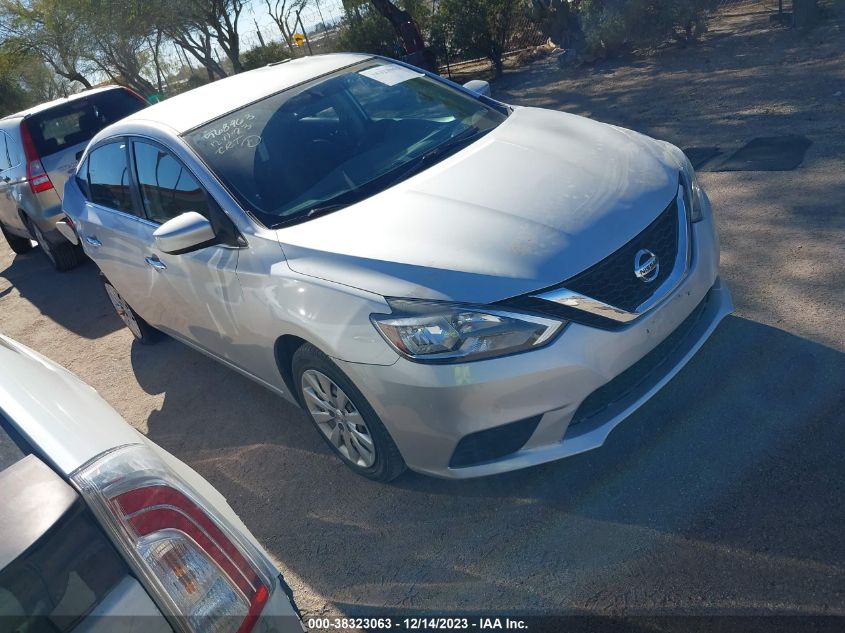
left=62, top=53, right=732, bottom=481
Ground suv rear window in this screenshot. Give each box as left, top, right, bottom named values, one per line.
left=26, top=89, right=146, bottom=158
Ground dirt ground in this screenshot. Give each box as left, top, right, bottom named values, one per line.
left=1, top=5, right=843, bottom=628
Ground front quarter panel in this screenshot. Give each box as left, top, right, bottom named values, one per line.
left=232, top=230, right=398, bottom=391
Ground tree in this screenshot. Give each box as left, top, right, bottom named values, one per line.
left=578, top=0, right=717, bottom=56
left=337, top=0, right=432, bottom=61
left=0, top=41, right=68, bottom=115
left=82, top=0, right=159, bottom=96
left=433, top=0, right=526, bottom=77
left=193, top=0, right=246, bottom=73
left=0, top=0, right=93, bottom=88
left=155, top=0, right=228, bottom=81
left=265, top=0, right=308, bottom=54
left=338, top=1, right=398, bottom=57
left=241, top=41, right=290, bottom=70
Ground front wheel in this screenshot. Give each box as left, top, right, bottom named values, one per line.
left=101, top=274, right=160, bottom=344
left=292, top=344, right=406, bottom=482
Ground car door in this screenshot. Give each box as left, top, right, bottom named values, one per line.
left=75, top=139, right=163, bottom=323
left=129, top=138, right=246, bottom=362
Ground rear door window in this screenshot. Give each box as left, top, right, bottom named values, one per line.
left=87, top=141, right=135, bottom=214
left=132, top=141, right=208, bottom=224
left=0, top=131, right=18, bottom=172
left=26, top=89, right=146, bottom=158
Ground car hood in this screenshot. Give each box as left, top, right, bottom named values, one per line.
left=276, top=107, right=683, bottom=303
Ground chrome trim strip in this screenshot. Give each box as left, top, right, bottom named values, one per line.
left=533, top=185, right=691, bottom=323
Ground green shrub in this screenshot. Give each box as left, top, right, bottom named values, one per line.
left=580, top=0, right=716, bottom=56
left=432, top=0, right=529, bottom=77
left=336, top=0, right=432, bottom=59
left=241, top=42, right=290, bottom=71
left=337, top=3, right=398, bottom=57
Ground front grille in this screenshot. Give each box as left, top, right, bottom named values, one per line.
left=568, top=291, right=710, bottom=427
left=564, top=197, right=680, bottom=312
left=499, top=194, right=683, bottom=330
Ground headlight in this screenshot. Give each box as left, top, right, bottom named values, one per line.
left=681, top=155, right=705, bottom=223
left=371, top=300, right=565, bottom=363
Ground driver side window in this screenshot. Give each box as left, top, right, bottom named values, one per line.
left=133, top=141, right=207, bottom=224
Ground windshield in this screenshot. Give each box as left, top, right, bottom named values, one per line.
left=185, top=60, right=508, bottom=228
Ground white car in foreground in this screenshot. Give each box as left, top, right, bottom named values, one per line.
left=0, top=334, right=302, bottom=633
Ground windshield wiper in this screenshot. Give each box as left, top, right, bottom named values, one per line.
left=271, top=203, right=351, bottom=228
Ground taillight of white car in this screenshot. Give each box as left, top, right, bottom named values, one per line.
left=71, top=444, right=277, bottom=633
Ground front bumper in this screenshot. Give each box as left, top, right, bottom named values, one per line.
left=338, top=215, right=732, bottom=479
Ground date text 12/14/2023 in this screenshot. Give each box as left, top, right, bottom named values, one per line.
left=305, top=617, right=529, bottom=630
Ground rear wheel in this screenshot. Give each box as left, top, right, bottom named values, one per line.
left=292, top=343, right=406, bottom=482
left=1, top=223, right=34, bottom=255
left=101, top=274, right=160, bottom=344
left=32, top=222, right=82, bottom=271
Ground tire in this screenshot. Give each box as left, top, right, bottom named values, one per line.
left=31, top=222, right=82, bottom=271
left=100, top=274, right=161, bottom=344
left=292, top=343, right=406, bottom=482
left=1, top=223, right=33, bottom=255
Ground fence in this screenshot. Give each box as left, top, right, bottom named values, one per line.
left=239, top=0, right=549, bottom=75
left=239, top=0, right=345, bottom=58
left=177, top=0, right=805, bottom=90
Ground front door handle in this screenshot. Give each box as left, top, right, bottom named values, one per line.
left=145, top=256, right=167, bottom=271
left=84, top=235, right=102, bottom=247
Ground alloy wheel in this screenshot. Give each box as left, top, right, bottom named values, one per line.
left=301, top=369, right=376, bottom=468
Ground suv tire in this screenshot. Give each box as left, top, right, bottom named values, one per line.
left=31, top=223, right=82, bottom=272
left=1, top=223, right=34, bottom=255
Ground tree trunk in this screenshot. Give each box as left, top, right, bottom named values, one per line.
left=68, top=72, right=93, bottom=89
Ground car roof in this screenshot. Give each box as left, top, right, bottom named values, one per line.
left=0, top=334, right=142, bottom=475
left=1, top=85, right=128, bottom=121
left=121, top=53, right=373, bottom=134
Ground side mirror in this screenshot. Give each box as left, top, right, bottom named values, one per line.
left=153, top=212, right=216, bottom=254
left=463, top=79, right=491, bottom=97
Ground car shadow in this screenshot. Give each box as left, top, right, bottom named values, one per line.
left=0, top=250, right=122, bottom=339
left=130, top=334, right=323, bottom=460
left=139, top=315, right=844, bottom=616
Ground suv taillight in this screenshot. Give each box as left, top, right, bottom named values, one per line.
left=19, top=119, right=54, bottom=194
left=71, top=445, right=274, bottom=633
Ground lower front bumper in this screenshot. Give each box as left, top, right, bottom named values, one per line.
left=337, top=215, right=732, bottom=479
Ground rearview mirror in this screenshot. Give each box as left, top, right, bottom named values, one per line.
left=153, top=212, right=216, bottom=255
left=463, top=80, right=491, bottom=97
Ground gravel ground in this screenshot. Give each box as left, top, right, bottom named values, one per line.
left=1, top=6, right=843, bottom=629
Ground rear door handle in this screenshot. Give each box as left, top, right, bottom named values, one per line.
left=84, top=235, right=102, bottom=247
left=145, top=256, right=167, bottom=271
